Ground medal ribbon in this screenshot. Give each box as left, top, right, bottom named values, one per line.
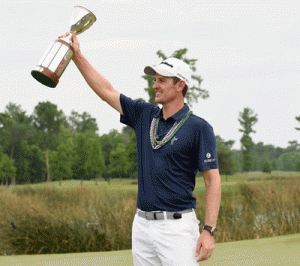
left=150, top=110, right=192, bottom=150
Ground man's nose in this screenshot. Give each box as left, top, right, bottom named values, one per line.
left=153, top=81, right=159, bottom=89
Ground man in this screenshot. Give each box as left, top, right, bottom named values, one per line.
left=60, top=31, right=221, bottom=265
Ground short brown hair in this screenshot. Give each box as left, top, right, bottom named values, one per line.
left=173, top=77, right=188, bottom=97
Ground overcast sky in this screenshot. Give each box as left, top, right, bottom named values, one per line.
left=1, top=0, right=299, bottom=150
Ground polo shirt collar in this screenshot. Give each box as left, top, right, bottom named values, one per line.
left=154, top=104, right=190, bottom=122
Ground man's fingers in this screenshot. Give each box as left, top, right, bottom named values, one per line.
left=71, top=31, right=78, bottom=42
left=58, top=32, right=70, bottom=39
left=197, top=251, right=213, bottom=262
left=197, top=254, right=206, bottom=262
left=195, top=238, right=201, bottom=257
left=197, top=252, right=212, bottom=262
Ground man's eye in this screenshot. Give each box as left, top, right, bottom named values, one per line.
left=153, top=78, right=165, bottom=83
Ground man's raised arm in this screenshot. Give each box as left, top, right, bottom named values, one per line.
left=59, top=31, right=123, bottom=115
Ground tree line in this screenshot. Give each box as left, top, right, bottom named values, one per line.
left=235, top=108, right=300, bottom=173
left=0, top=49, right=299, bottom=185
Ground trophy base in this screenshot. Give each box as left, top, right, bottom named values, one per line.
left=31, top=66, right=59, bottom=88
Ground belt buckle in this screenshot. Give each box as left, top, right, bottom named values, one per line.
left=145, top=212, right=153, bottom=220
left=144, top=211, right=164, bottom=220
left=153, top=211, right=163, bottom=220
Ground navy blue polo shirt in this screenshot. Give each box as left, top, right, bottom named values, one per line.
left=120, top=94, right=218, bottom=212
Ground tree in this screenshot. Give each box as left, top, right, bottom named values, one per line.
left=0, top=103, right=32, bottom=160
left=285, top=141, right=300, bottom=153
left=56, top=125, right=73, bottom=148
left=296, top=116, right=300, bottom=131
left=295, top=159, right=300, bottom=172
left=31, top=101, right=67, bottom=182
left=84, top=135, right=106, bottom=180
left=142, top=49, right=209, bottom=106
left=99, top=129, right=125, bottom=169
left=0, top=146, right=4, bottom=184
left=19, top=141, right=45, bottom=184
left=125, top=131, right=138, bottom=178
left=276, top=151, right=300, bottom=171
left=215, top=136, right=235, bottom=175
left=108, top=143, right=130, bottom=178
left=238, top=107, right=258, bottom=172
left=50, top=144, right=73, bottom=185
left=0, top=154, right=16, bottom=186
left=71, top=131, right=105, bottom=183
left=251, top=142, right=284, bottom=171
left=72, top=133, right=88, bottom=181
left=0, top=103, right=33, bottom=185
left=68, top=111, right=98, bottom=134
left=262, top=159, right=272, bottom=173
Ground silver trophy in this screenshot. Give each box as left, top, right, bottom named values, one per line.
left=31, top=6, right=96, bottom=88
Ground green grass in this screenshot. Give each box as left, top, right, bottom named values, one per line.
left=12, top=171, right=298, bottom=195
left=1, top=233, right=299, bottom=266
left=1, top=171, right=299, bottom=256
left=25, top=178, right=139, bottom=193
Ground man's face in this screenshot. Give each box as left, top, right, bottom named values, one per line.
left=153, top=73, right=179, bottom=105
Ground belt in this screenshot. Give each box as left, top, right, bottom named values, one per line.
left=137, top=208, right=193, bottom=220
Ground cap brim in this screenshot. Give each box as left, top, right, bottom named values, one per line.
left=144, top=66, right=156, bottom=76
left=144, top=66, right=174, bottom=77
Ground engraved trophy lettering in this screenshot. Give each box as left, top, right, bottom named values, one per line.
left=31, top=6, right=96, bottom=88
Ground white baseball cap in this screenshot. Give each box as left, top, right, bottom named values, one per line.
left=144, top=57, right=192, bottom=88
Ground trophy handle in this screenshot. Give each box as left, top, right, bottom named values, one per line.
left=70, top=6, right=97, bottom=35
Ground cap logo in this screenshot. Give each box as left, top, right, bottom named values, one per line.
left=160, top=62, right=173, bottom=68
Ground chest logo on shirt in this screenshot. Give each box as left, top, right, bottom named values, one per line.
left=171, top=136, right=178, bottom=145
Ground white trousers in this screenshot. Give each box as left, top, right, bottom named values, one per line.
left=132, top=210, right=200, bottom=266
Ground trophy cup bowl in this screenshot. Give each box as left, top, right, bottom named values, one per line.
left=31, top=6, right=96, bottom=88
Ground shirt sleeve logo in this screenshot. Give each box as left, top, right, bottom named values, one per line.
left=204, top=153, right=215, bottom=163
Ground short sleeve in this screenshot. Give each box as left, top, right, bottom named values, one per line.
left=196, top=122, right=219, bottom=171
left=119, top=94, right=154, bottom=129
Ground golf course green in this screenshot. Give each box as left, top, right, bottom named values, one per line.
left=1, top=233, right=299, bottom=265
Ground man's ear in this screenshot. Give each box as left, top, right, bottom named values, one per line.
left=176, top=80, right=186, bottom=92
